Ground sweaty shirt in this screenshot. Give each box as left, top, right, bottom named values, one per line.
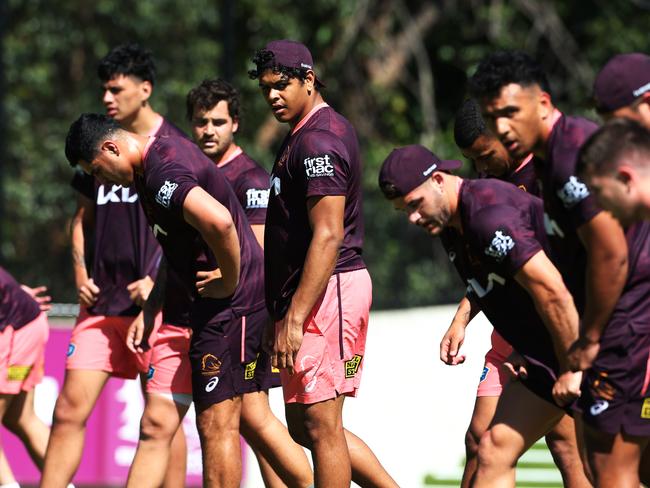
left=441, top=178, right=559, bottom=371
left=0, top=267, right=40, bottom=332
left=265, top=104, right=366, bottom=320
left=135, top=135, right=265, bottom=330
left=70, top=117, right=186, bottom=317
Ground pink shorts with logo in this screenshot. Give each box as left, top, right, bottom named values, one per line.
left=279, top=268, right=371, bottom=404
left=145, top=323, right=192, bottom=395
left=476, top=329, right=513, bottom=397
left=0, top=312, right=49, bottom=394
left=66, top=310, right=152, bottom=379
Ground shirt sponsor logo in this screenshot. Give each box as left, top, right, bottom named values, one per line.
left=155, top=180, right=178, bottom=208
left=200, top=353, right=222, bottom=377
left=544, top=213, right=565, bottom=239
left=590, top=399, right=609, bottom=416
left=246, top=188, right=269, bottom=209
left=467, top=273, right=506, bottom=298
left=344, top=354, right=363, bottom=379
left=97, top=184, right=138, bottom=205
left=152, top=224, right=168, bottom=238
left=304, top=154, right=334, bottom=178
left=244, top=355, right=258, bottom=380
left=270, top=175, right=281, bottom=196
left=484, top=230, right=515, bottom=261
left=557, top=176, right=589, bottom=208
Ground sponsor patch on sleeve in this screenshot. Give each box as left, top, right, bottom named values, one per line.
left=155, top=180, right=179, bottom=208
left=557, top=176, right=589, bottom=208
left=484, top=230, right=515, bottom=261
left=303, top=154, right=335, bottom=178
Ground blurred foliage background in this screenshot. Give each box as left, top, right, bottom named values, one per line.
left=2, top=0, right=649, bottom=308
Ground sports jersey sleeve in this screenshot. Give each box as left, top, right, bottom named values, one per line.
left=468, top=206, right=543, bottom=276
left=295, top=130, right=350, bottom=199
left=70, top=170, right=94, bottom=200
left=551, top=170, right=601, bottom=229
left=237, top=167, right=270, bottom=225
left=147, top=161, right=200, bottom=216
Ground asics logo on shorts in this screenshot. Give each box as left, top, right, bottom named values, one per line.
left=200, top=353, right=222, bottom=376
left=205, top=377, right=219, bottom=392
left=589, top=399, right=609, bottom=416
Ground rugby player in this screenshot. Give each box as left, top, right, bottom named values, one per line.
left=446, top=98, right=589, bottom=487
left=249, top=40, right=397, bottom=487
left=0, top=273, right=52, bottom=487
left=41, top=44, right=187, bottom=488
left=593, top=52, right=650, bottom=129
left=379, top=144, right=586, bottom=488
left=64, top=112, right=268, bottom=488
left=127, top=78, right=313, bottom=487
left=467, top=50, right=629, bottom=378
left=571, top=118, right=650, bottom=487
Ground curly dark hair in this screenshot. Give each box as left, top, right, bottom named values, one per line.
left=65, top=113, right=122, bottom=167
left=577, top=117, right=650, bottom=177
left=454, top=99, right=489, bottom=149
left=468, top=50, right=550, bottom=100
left=186, top=79, right=240, bottom=121
left=97, top=43, right=156, bottom=85
left=248, top=49, right=323, bottom=88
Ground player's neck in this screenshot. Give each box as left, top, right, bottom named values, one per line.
left=448, top=175, right=463, bottom=232
left=127, top=133, right=151, bottom=176
left=122, top=106, right=163, bottom=136
left=290, top=93, right=326, bottom=130
left=215, top=143, right=241, bottom=167
left=534, top=107, right=562, bottom=159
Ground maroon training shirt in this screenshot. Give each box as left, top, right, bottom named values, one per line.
left=0, top=267, right=40, bottom=332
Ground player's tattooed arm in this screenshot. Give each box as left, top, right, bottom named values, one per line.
left=440, top=295, right=480, bottom=365
left=183, top=186, right=241, bottom=298
left=571, top=212, right=628, bottom=370
left=70, top=193, right=99, bottom=306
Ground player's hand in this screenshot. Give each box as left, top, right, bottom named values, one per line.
left=21, top=284, right=52, bottom=312
left=126, top=311, right=154, bottom=354
left=503, top=350, right=528, bottom=380
left=567, top=335, right=600, bottom=371
left=552, top=371, right=583, bottom=406
left=196, top=268, right=234, bottom=299
left=440, top=321, right=467, bottom=365
left=127, top=276, right=154, bottom=307
left=273, top=313, right=304, bottom=375
left=78, top=278, right=100, bottom=307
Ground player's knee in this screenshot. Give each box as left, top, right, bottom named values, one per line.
left=303, top=412, right=341, bottom=445
left=545, top=434, right=576, bottom=468
left=139, top=409, right=177, bottom=442
left=52, top=393, right=87, bottom=427
left=477, top=428, right=516, bottom=470
left=286, top=418, right=311, bottom=448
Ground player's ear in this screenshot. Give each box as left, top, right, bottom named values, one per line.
left=101, top=140, right=120, bottom=156
left=140, top=80, right=153, bottom=102
left=538, top=89, right=553, bottom=120
left=232, top=117, right=239, bottom=135
left=617, top=166, right=634, bottom=188
left=305, top=70, right=316, bottom=94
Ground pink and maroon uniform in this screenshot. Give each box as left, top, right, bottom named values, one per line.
left=266, top=103, right=369, bottom=403
left=0, top=267, right=49, bottom=393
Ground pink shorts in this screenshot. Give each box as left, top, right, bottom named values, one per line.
left=279, top=268, right=371, bottom=404
left=145, top=323, right=192, bottom=395
left=476, top=329, right=513, bottom=397
left=67, top=310, right=151, bottom=379
left=0, top=312, right=49, bottom=394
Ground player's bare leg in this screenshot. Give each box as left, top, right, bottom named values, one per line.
left=461, top=396, right=499, bottom=488
left=582, top=424, right=648, bottom=488
left=639, top=446, right=650, bottom=485
left=40, top=369, right=110, bottom=487
left=544, top=414, right=592, bottom=487
left=473, top=380, right=566, bottom=488
left=165, top=422, right=188, bottom=488
left=196, top=396, right=243, bottom=488
left=127, top=393, right=190, bottom=488
left=2, top=389, right=49, bottom=470
left=0, top=396, right=16, bottom=485
left=239, top=390, right=313, bottom=487
left=286, top=396, right=397, bottom=488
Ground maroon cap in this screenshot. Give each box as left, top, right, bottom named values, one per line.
left=263, top=39, right=324, bottom=86
left=378, top=145, right=462, bottom=199
left=593, top=53, right=650, bottom=113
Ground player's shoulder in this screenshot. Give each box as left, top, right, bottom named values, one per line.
left=552, top=115, right=599, bottom=150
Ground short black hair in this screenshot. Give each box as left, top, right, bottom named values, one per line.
left=97, top=43, right=156, bottom=85
left=454, top=99, right=489, bottom=149
left=248, top=49, right=322, bottom=88
left=186, top=79, right=240, bottom=122
left=65, top=113, right=121, bottom=167
left=577, top=118, right=650, bottom=177
left=468, top=50, right=551, bottom=100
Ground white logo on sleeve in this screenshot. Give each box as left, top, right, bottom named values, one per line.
left=485, top=230, right=515, bottom=261
left=304, top=154, right=334, bottom=178
left=155, top=180, right=178, bottom=208
left=246, top=188, right=269, bottom=209
left=557, top=176, right=589, bottom=208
